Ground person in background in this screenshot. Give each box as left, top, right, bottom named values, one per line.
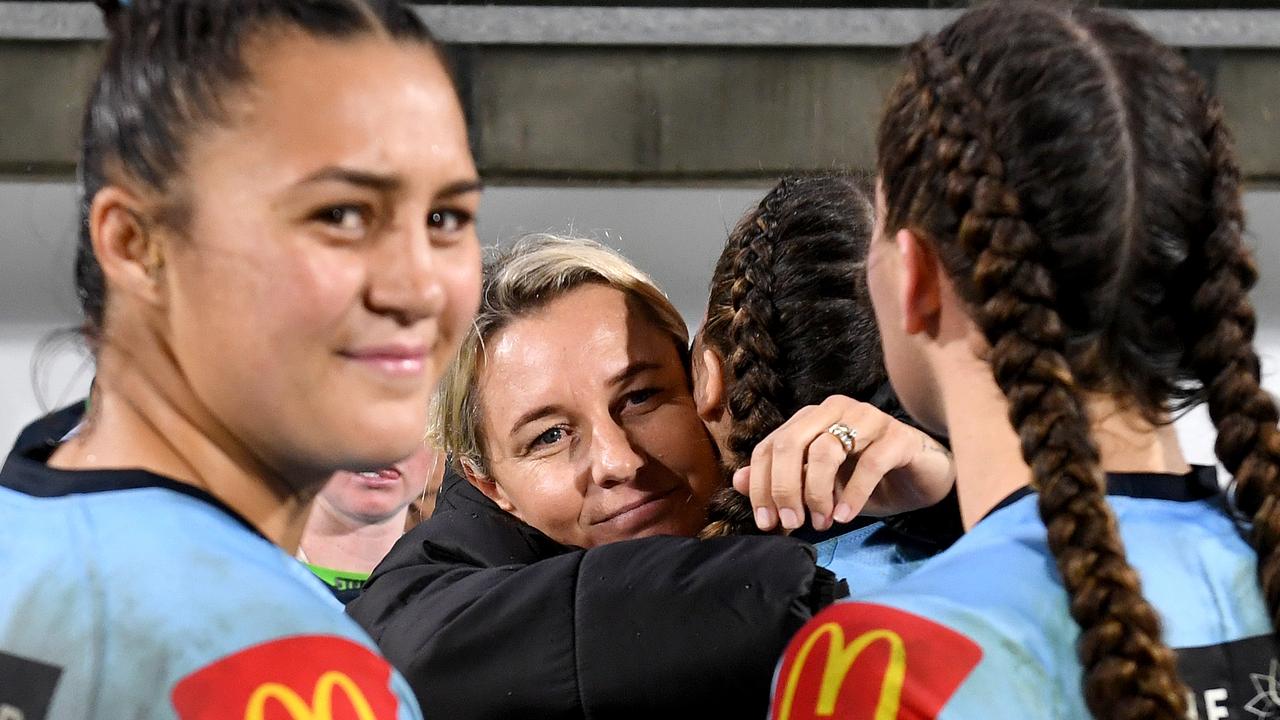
left=348, top=234, right=954, bottom=719
left=300, top=445, right=444, bottom=603
left=770, top=3, right=1279, bottom=719
left=695, top=173, right=962, bottom=592
left=0, top=1, right=480, bottom=717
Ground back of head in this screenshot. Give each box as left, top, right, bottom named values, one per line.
left=432, top=234, right=688, bottom=476
left=78, top=0, right=438, bottom=342
left=699, top=174, right=930, bottom=538
left=876, top=2, right=1280, bottom=717
left=702, top=174, right=895, bottom=467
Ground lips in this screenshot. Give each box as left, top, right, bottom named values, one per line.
left=339, top=343, right=429, bottom=378
left=355, top=467, right=402, bottom=488
left=592, top=486, right=679, bottom=526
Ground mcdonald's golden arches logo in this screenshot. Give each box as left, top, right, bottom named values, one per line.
left=776, top=623, right=906, bottom=720
left=769, top=602, right=983, bottom=720
left=244, top=671, right=378, bottom=720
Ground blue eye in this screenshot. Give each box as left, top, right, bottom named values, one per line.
left=532, top=427, right=565, bottom=448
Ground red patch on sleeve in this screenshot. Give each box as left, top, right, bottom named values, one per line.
left=771, top=602, right=982, bottom=720
left=171, top=635, right=400, bottom=720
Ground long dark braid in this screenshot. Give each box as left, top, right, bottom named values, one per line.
left=1179, top=90, right=1280, bottom=625
left=878, top=6, right=1192, bottom=716
left=700, top=182, right=794, bottom=539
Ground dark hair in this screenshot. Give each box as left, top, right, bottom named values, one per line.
left=697, top=174, right=956, bottom=540
left=77, top=0, right=442, bottom=342
left=877, top=2, right=1279, bottom=718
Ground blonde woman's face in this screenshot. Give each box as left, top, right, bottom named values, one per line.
left=472, top=284, right=720, bottom=548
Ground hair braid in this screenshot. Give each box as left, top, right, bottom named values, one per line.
left=699, top=184, right=794, bottom=538
left=724, top=186, right=791, bottom=466
left=908, top=39, right=1188, bottom=719
left=1179, top=91, right=1280, bottom=625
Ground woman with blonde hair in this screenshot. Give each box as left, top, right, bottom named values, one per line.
left=348, top=232, right=954, bottom=718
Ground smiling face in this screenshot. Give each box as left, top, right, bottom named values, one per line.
left=158, top=31, right=481, bottom=477
left=470, top=284, right=721, bottom=548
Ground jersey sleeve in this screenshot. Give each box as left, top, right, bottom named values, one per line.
left=769, top=600, right=1061, bottom=720
left=170, top=634, right=419, bottom=720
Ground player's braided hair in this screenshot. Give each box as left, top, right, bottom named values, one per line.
left=78, top=0, right=441, bottom=342
left=873, top=2, right=1251, bottom=716
left=1180, top=87, right=1280, bottom=627
left=698, top=175, right=909, bottom=538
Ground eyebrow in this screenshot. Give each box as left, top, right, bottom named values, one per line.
left=505, top=361, right=664, bottom=437
left=292, top=168, right=483, bottom=199
left=508, top=404, right=561, bottom=438
left=295, top=166, right=403, bottom=193
left=437, top=178, right=485, bottom=198
left=607, top=361, right=663, bottom=387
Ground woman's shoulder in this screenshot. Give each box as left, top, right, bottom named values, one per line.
left=0, top=460, right=417, bottom=719
left=768, top=594, right=1072, bottom=720
left=391, top=478, right=571, bottom=571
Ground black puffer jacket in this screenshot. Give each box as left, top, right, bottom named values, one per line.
left=347, top=471, right=841, bottom=719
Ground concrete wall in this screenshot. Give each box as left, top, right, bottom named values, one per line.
left=4, top=40, right=1280, bottom=181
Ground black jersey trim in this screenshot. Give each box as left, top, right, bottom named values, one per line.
left=980, top=465, right=1220, bottom=525
left=2, top=408, right=267, bottom=541
left=9, top=400, right=86, bottom=456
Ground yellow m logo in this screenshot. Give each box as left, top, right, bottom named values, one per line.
left=244, top=671, right=379, bottom=720
left=776, top=623, right=906, bottom=720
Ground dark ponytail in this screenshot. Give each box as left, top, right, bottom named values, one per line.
left=76, top=0, right=440, bottom=342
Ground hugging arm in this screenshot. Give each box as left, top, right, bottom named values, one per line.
left=348, top=499, right=839, bottom=720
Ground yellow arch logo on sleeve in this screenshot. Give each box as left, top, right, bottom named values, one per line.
left=776, top=623, right=906, bottom=720
left=244, top=671, right=378, bottom=720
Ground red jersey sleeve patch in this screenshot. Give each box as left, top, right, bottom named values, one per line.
left=771, top=602, right=983, bottom=720
left=171, top=635, right=400, bottom=720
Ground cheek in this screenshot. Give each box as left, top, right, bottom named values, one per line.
left=437, top=243, right=482, bottom=342
left=637, top=405, right=721, bottom=499
left=503, top=466, right=589, bottom=535
left=173, top=229, right=365, bottom=363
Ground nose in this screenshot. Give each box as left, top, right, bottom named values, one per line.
left=588, top=418, right=645, bottom=489
left=366, top=218, right=446, bottom=325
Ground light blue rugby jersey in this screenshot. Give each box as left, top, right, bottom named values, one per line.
left=770, top=466, right=1278, bottom=720
left=0, top=406, right=423, bottom=720
left=813, top=521, right=939, bottom=596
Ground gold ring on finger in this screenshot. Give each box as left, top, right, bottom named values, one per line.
left=826, top=423, right=857, bottom=455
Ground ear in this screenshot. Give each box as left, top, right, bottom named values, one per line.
left=89, top=186, right=167, bottom=310
left=692, top=346, right=727, bottom=424
left=895, top=228, right=943, bottom=337
left=460, top=457, right=518, bottom=515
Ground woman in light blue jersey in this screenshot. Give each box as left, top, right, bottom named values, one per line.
left=695, top=173, right=962, bottom=583
left=0, top=1, right=479, bottom=718
left=770, top=3, right=1280, bottom=720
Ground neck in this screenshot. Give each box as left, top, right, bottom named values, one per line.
left=49, top=343, right=319, bottom=552
left=939, top=356, right=1190, bottom=532
left=299, top=498, right=409, bottom=574
left=938, top=359, right=1033, bottom=530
